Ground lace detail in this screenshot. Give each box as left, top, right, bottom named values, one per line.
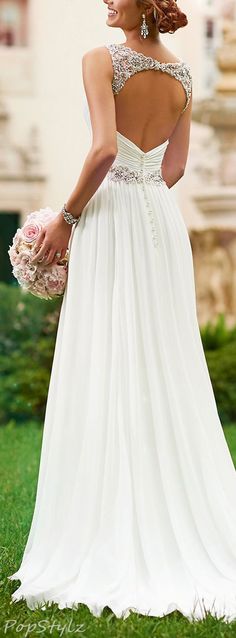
left=105, top=43, right=192, bottom=113
left=107, top=163, right=164, bottom=186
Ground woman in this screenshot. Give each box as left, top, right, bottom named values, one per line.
left=8, top=0, right=236, bottom=623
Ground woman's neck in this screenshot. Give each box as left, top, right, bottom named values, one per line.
left=121, top=26, right=160, bottom=47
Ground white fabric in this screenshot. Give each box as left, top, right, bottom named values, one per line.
left=8, top=98, right=236, bottom=622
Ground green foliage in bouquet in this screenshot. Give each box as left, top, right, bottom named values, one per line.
left=0, top=282, right=61, bottom=425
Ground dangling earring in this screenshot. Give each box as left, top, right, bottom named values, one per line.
left=140, top=13, right=149, bottom=39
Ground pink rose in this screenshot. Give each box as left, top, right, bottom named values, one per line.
left=8, top=246, right=20, bottom=265
left=12, top=229, right=22, bottom=245
left=56, top=267, right=67, bottom=287
left=9, top=206, right=68, bottom=299
left=22, top=223, right=42, bottom=243
left=47, top=280, right=60, bottom=291
left=19, top=251, right=31, bottom=266
left=22, top=271, right=34, bottom=283
left=44, top=271, right=59, bottom=289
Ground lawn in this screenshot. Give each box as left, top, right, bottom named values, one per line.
left=1, top=421, right=236, bottom=638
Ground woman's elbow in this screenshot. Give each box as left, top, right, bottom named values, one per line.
left=171, top=163, right=186, bottom=179
left=162, top=163, right=185, bottom=188
left=92, top=144, right=118, bottom=163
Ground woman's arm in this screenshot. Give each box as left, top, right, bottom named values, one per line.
left=31, top=47, right=118, bottom=266
left=65, top=47, right=118, bottom=217
left=161, top=92, right=193, bottom=189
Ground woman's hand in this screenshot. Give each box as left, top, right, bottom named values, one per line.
left=31, top=214, right=74, bottom=266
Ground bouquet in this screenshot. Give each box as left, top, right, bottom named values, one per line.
left=8, top=207, right=70, bottom=300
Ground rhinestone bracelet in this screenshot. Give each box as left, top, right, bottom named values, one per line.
left=61, top=203, right=80, bottom=225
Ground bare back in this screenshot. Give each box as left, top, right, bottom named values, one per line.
left=104, top=41, right=193, bottom=154
left=82, top=42, right=193, bottom=178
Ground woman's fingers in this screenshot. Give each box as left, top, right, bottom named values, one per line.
left=49, top=248, right=68, bottom=266
left=31, top=243, right=48, bottom=263
left=44, top=249, right=57, bottom=265
left=31, top=219, right=71, bottom=265
left=33, top=246, right=67, bottom=266
left=31, top=234, right=46, bottom=263
left=32, top=231, right=45, bottom=252
left=31, top=235, right=68, bottom=265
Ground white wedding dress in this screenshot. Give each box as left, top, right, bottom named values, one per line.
left=8, top=44, right=236, bottom=622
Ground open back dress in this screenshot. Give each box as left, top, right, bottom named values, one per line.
left=8, top=43, right=236, bottom=623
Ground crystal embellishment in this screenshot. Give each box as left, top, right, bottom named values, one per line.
left=105, top=43, right=192, bottom=113
left=107, top=163, right=163, bottom=248
left=107, top=163, right=165, bottom=185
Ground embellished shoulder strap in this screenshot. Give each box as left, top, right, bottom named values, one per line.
left=105, top=43, right=129, bottom=95
left=164, top=62, right=192, bottom=112
left=105, top=43, right=192, bottom=112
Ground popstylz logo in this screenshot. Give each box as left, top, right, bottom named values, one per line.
left=3, top=619, right=87, bottom=637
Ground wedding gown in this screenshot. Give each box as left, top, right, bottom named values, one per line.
left=8, top=43, right=236, bottom=623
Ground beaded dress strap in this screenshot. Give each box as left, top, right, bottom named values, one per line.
left=105, top=43, right=192, bottom=113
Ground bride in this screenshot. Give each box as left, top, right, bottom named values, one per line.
left=8, top=0, right=236, bottom=623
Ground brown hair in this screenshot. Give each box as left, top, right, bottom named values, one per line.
left=138, top=0, right=188, bottom=34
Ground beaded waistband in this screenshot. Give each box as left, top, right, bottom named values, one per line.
left=107, top=163, right=165, bottom=185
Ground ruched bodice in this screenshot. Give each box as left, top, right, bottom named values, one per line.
left=114, top=131, right=169, bottom=172
left=83, top=96, right=168, bottom=177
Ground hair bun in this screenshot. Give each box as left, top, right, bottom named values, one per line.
left=152, top=0, right=188, bottom=34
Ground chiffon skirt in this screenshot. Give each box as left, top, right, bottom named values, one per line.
left=8, top=133, right=236, bottom=622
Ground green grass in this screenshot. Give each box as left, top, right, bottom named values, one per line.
left=1, top=421, right=236, bottom=637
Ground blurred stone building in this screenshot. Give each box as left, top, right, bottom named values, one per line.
left=189, top=0, right=236, bottom=326
left=0, top=0, right=235, bottom=325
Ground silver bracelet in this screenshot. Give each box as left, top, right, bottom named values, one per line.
left=60, top=203, right=80, bottom=225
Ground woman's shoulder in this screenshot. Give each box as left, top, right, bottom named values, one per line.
left=82, top=45, right=111, bottom=62
left=151, top=42, right=182, bottom=64
left=81, top=46, right=113, bottom=80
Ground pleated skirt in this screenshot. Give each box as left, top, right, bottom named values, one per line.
left=8, top=175, right=236, bottom=622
